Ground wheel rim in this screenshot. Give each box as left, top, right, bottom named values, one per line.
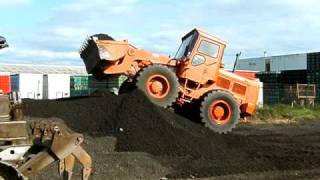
left=146, top=74, right=170, bottom=99
left=209, top=100, right=232, bottom=125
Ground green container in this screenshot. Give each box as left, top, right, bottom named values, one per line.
left=70, top=75, right=89, bottom=97
left=88, top=76, right=108, bottom=94
left=107, top=75, right=128, bottom=89
left=70, top=74, right=128, bottom=96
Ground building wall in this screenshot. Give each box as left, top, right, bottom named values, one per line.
left=237, top=53, right=307, bottom=72
left=43, top=74, right=70, bottom=99
left=269, top=54, right=307, bottom=72
left=0, top=72, right=11, bottom=95
left=11, top=74, right=43, bottom=99
left=236, top=57, right=266, bottom=71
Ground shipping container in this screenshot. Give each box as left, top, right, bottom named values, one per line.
left=11, top=74, right=43, bottom=99
left=0, top=72, right=11, bottom=94
left=43, top=74, right=70, bottom=99
left=70, top=75, right=89, bottom=97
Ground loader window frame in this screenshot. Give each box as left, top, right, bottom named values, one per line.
left=174, top=31, right=198, bottom=60
left=198, top=40, right=220, bottom=58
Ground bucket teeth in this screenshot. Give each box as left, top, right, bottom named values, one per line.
left=79, top=36, right=91, bottom=54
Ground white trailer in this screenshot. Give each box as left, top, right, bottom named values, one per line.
left=11, top=74, right=43, bottom=99
left=43, top=74, right=70, bottom=99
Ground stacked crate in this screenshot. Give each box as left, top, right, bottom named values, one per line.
left=106, top=75, right=128, bottom=90
left=307, top=52, right=320, bottom=102
left=281, top=70, right=307, bottom=84
left=256, top=72, right=283, bottom=105
left=70, top=75, right=128, bottom=97
left=88, top=76, right=108, bottom=94
left=70, top=75, right=90, bottom=97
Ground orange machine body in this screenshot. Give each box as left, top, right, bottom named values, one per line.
left=81, top=29, right=260, bottom=115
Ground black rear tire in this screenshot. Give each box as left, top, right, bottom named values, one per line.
left=136, top=65, right=179, bottom=108
left=200, top=91, right=240, bottom=134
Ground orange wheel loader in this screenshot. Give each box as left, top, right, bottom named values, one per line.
left=80, top=29, right=260, bottom=134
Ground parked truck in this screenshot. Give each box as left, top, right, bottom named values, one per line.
left=80, top=29, right=260, bottom=134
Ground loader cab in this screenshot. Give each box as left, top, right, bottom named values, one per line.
left=176, top=29, right=227, bottom=84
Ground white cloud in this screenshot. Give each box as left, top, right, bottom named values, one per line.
left=51, top=26, right=89, bottom=38
left=3, top=0, right=320, bottom=66
left=0, top=47, right=78, bottom=60
left=62, top=0, right=139, bottom=14
left=0, top=0, right=30, bottom=7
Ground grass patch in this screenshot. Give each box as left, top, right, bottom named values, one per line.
left=252, top=104, right=320, bottom=122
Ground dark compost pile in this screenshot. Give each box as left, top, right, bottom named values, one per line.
left=24, top=90, right=320, bottom=179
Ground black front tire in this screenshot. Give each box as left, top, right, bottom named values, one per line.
left=136, top=65, right=179, bottom=108
left=200, top=91, right=240, bottom=134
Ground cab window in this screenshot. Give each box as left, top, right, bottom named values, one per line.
left=198, top=40, right=219, bottom=58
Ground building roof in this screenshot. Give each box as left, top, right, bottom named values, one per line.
left=0, top=63, right=87, bottom=74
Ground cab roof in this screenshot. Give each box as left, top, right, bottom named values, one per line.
left=182, top=28, right=228, bottom=46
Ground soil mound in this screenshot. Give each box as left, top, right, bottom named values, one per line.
left=24, top=90, right=320, bottom=178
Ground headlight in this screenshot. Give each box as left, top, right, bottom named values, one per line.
left=192, top=55, right=205, bottom=66
left=98, top=46, right=111, bottom=60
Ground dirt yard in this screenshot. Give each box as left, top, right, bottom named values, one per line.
left=24, top=90, right=320, bottom=180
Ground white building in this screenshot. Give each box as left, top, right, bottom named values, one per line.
left=0, top=63, right=87, bottom=99
left=236, top=53, right=308, bottom=72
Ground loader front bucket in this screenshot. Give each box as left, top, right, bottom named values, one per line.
left=80, top=34, right=114, bottom=74
left=0, top=36, right=8, bottom=49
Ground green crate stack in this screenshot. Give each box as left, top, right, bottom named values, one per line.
left=281, top=70, right=307, bottom=84
left=88, top=76, right=108, bottom=94
left=256, top=72, right=281, bottom=83
left=263, top=83, right=284, bottom=105
left=256, top=72, right=285, bottom=105
left=307, top=52, right=320, bottom=71
left=70, top=75, right=90, bottom=97
left=70, top=75, right=129, bottom=97
left=306, top=70, right=320, bottom=103
left=107, top=75, right=128, bottom=90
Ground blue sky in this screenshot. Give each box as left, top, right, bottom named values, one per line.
left=0, top=0, right=319, bottom=68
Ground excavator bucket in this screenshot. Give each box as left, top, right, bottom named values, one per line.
left=0, top=36, right=8, bottom=49
left=0, top=93, right=92, bottom=180
left=80, top=34, right=114, bottom=74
